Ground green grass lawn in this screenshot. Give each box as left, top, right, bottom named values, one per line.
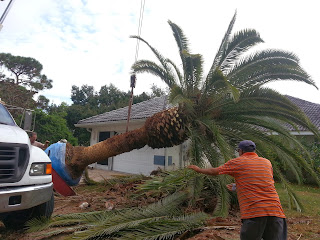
left=276, top=183, right=320, bottom=217
left=276, top=183, right=320, bottom=239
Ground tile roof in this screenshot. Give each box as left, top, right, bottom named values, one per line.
left=285, top=95, right=320, bottom=131
left=76, top=95, right=320, bottom=132
left=76, top=95, right=172, bottom=125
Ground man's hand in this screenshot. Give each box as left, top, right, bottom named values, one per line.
left=188, top=165, right=201, bottom=172
left=187, top=165, right=219, bottom=176
left=43, top=140, right=50, bottom=150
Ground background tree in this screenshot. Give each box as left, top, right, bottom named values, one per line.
left=0, top=53, right=53, bottom=92
left=36, top=95, right=50, bottom=110
left=0, top=82, right=35, bottom=108
left=150, top=83, right=167, bottom=98
left=98, top=83, right=128, bottom=110
left=65, top=104, right=97, bottom=146
left=34, top=109, right=78, bottom=146
left=0, top=53, right=53, bottom=114
left=71, top=84, right=96, bottom=106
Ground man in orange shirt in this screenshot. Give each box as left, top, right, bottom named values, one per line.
left=188, top=140, right=287, bottom=240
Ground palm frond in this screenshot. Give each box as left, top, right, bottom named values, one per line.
left=220, top=29, right=264, bottom=72
left=168, top=20, right=190, bottom=53
left=26, top=216, right=51, bottom=232
left=132, top=60, right=176, bottom=87
left=197, top=119, right=234, bottom=163
left=187, top=174, right=205, bottom=205
left=188, top=128, right=206, bottom=166
left=26, top=211, right=110, bottom=233
left=166, top=58, right=184, bottom=87
left=30, top=192, right=191, bottom=240
left=70, top=192, right=189, bottom=240
left=213, top=175, right=232, bottom=217
left=271, top=163, right=304, bottom=212
left=273, top=146, right=303, bottom=184
left=130, top=35, right=178, bottom=87
left=183, top=53, right=203, bottom=93
left=227, top=50, right=317, bottom=89
left=137, top=168, right=197, bottom=196
left=220, top=88, right=319, bottom=136
left=198, top=135, right=227, bottom=167
left=168, top=20, right=190, bottom=80
left=207, top=11, right=237, bottom=78
left=116, top=212, right=209, bottom=240
left=130, top=35, right=167, bottom=68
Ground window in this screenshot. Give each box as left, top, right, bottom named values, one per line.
left=154, top=155, right=173, bottom=166
left=0, top=104, right=16, bottom=126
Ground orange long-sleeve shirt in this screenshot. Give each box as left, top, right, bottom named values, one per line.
left=217, top=152, right=285, bottom=219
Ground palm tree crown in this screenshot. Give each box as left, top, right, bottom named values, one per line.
left=131, top=12, right=320, bottom=212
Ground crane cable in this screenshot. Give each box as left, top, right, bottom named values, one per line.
left=126, top=0, right=145, bottom=132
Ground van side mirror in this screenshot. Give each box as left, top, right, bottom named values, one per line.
left=23, top=110, right=32, bottom=131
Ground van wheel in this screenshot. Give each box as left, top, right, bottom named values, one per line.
left=2, top=194, right=54, bottom=229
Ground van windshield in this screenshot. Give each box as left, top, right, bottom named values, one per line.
left=0, top=104, right=16, bottom=126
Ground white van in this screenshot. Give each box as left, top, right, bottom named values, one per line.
left=0, top=102, right=54, bottom=228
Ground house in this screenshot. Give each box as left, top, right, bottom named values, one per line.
left=75, top=95, right=320, bottom=175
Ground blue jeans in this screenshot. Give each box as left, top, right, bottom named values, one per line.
left=241, top=216, right=287, bottom=240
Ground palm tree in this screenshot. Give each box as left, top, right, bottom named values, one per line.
left=129, top=12, right=320, bottom=210
left=66, top=12, right=319, bottom=210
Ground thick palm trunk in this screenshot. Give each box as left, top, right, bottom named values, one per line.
left=65, top=107, right=188, bottom=179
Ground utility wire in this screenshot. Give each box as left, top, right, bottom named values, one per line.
left=126, top=0, right=145, bottom=133
left=134, top=0, right=145, bottom=62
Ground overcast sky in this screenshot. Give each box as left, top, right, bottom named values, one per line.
left=1, top=0, right=320, bottom=105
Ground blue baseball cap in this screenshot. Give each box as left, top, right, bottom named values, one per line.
left=238, top=140, right=256, bottom=152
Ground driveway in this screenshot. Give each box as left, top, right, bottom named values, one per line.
left=84, top=168, right=131, bottom=182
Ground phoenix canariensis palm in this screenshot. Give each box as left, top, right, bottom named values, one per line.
left=64, top=12, right=320, bottom=213
left=129, top=12, right=320, bottom=213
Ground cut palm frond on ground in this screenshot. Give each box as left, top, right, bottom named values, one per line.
left=27, top=192, right=209, bottom=240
